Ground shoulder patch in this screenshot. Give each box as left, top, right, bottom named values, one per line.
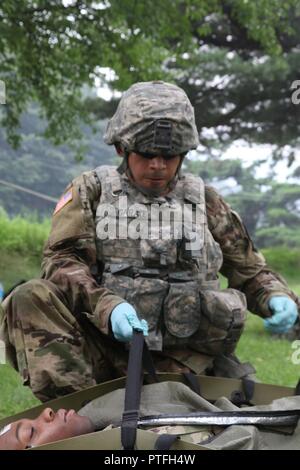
left=53, top=188, right=73, bottom=215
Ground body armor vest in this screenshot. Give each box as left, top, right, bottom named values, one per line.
left=95, top=166, right=247, bottom=354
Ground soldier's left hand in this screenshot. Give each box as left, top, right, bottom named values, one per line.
left=264, top=296, right=298, bottom=334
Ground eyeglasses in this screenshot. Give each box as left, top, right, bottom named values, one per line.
left=135, top=151, right=186, bottom=161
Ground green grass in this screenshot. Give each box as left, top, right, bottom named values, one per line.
left=0, top=366, right=40, bottom=419
left=237, top=313, right=300, bottom=387
left=236, top=280, right=300, bottom=387
left=0, top=250, right=42, bottom=419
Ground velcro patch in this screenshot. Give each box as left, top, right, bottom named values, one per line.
left=53, top=188, right=73, bottom=215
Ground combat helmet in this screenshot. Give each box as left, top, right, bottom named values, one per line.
left=104, top=81, right=199, bottom=156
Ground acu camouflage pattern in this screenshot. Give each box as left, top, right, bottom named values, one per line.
left=95, top=166, right=247, bottom=355
left=1, top=167, right=299, bottom=401
left=104, top=81, right=199, bottom=155
left=1, top=279, right=199, bottom=401
left=78, top=380, right=219, bottom=446
left=149, top=424, right=215, bottom=445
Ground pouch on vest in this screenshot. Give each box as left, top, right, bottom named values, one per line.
left=140, top=238, right=178, bottom=267
left=163, top=281, right=201, bottom=339
left=102, top=273, right=168, bottom=350
left=190, top=288, right=247, bottom=356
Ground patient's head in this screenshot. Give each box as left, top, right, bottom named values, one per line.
left=0, top=407, right=94, bottom=450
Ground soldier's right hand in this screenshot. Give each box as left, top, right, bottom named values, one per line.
left=110, top=303, right=148, bottom=342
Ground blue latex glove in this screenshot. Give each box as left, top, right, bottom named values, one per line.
left=110, top=302, right=148, bottom=342
left=264, top=296, right=298, bottom=334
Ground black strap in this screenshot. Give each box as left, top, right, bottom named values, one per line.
left=294, top=378, right=300, bottom=396
left=121, top=330, right=157, bottom=450
left=142, top=340, right=158, bottom=382
left=243, top=378, right=255, bottom=403
left=121, top=331, right=144, bottom=450
left=182, top=371, right=201, bottom=395
left=230, top=378, right=255, bottom=407
left=154, top=433, right=179, bottom=450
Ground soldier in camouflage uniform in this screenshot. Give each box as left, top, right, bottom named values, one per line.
left=1, top=81, right=299, bottom=402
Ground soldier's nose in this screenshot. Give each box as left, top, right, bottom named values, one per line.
left=149, top=156, right=166, bottom=170
left=41, top=408, right=55, bottom=422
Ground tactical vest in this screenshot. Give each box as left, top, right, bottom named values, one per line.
left=95, top=166, right=247, bottom=354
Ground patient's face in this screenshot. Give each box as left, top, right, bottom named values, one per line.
left=0, top=407, right=94, bottom=450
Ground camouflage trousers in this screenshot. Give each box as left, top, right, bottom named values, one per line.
left=0, top=279, right=255, bottom=402
left=0, top=279, right=210, bottom=402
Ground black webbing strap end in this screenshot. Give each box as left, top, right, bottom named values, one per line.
left=182, top=371, right=201, bottom=396
left=230, top=377, right=255, bottom=407
left=154, top=433, right=179, bottom=450
left=121, top=409, right=139, bottom=450
left=121, top=330, right=152, bottom=450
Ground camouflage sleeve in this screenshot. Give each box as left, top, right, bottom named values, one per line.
left=205, top=185, right=300, bottom=318
left=41, top=170, right=125, bottom=335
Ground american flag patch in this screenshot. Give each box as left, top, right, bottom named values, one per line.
left=53, top=188, right=73, bottom=215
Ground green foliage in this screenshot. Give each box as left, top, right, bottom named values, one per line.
left=0, top=108, right=116, bottom=217
left=0, top=0, right=300, bottom=158
left=230, top=0, right=299, bottom=54
left=262, top=247, right=300, bottom=280
left=185, top=157, right=243, bottom=182
left=0, top=250, right=42, bottom=292
left=185, top=155, right=300, bottom=247
left=178, top=51, right=300, bottom=159
left=0, top=209, right=50, bottom=256
left=267, top=208, right=299, bottom=226
left=256, top=227, right=300, bottom=250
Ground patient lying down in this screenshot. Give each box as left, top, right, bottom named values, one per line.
left=2, top=381, right=299, bottom=450
left=0, top=381, right=216, bottom=450
left=0, top=407, right=94, bottom=449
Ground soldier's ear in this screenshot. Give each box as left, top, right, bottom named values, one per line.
left=115, top=144, right=124, bottom=157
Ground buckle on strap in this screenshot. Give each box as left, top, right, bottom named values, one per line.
left=122, top=409, right=139, bottom=426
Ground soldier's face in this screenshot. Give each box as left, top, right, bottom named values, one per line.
left=0, top=407, right=94, bottom=450
left=128, top=152, right=181, bottom=194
